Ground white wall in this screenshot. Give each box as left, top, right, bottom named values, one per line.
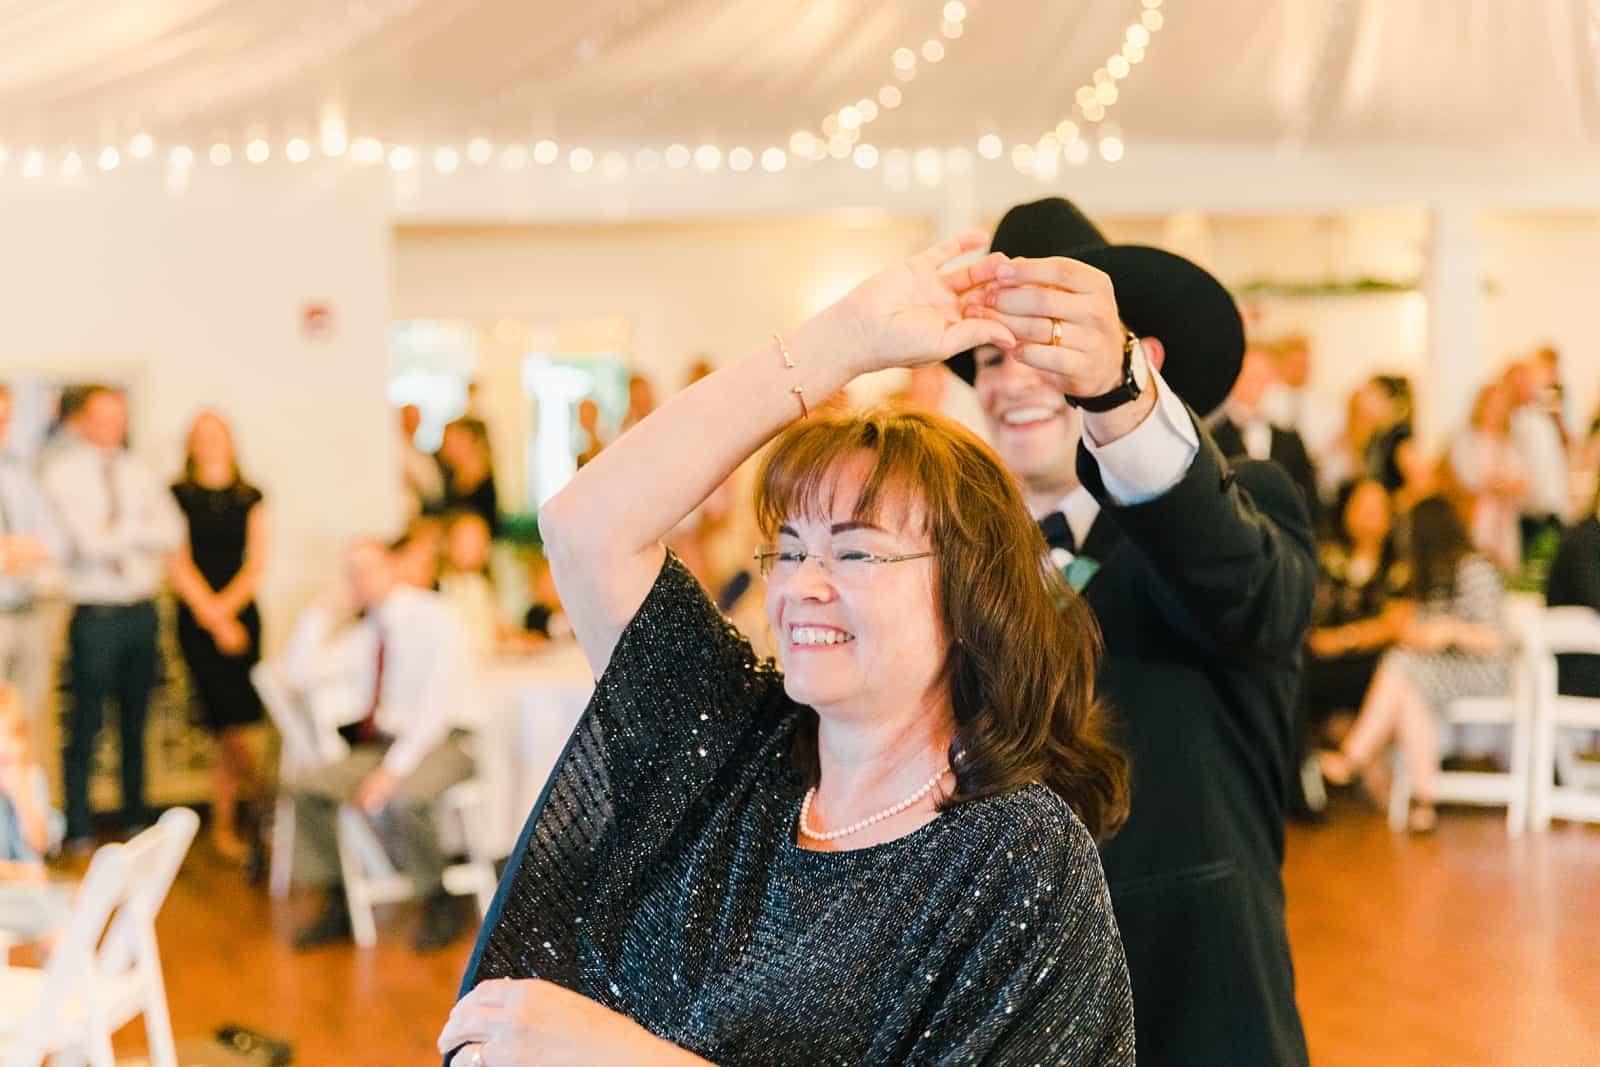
left=1480, top=213, right=1600, bottom=434
left=392, top=215, right=941, bottom=506
left=0, top=168, right=399, bottom=650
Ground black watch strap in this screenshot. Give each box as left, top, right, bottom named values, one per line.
left=1064, top=328, right=1144, bottom=413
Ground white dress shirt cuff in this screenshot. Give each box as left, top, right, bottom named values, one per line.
left=1081, top=370, right=1201, bottom=506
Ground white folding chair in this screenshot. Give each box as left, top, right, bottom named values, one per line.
left=336, top=776, right=498, bottom=948
left=252, top=660, right=338, bottom=899
left=1387, top=608, right=1536, bottom=835
left=1529, top=606, right=1600, bottom=829
left=0, top=807, right=200, bottom=1067
left=254, top=661, right=497, bottom=947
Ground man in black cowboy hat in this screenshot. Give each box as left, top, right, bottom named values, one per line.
left=948, top=197, right=1315, bottom=1066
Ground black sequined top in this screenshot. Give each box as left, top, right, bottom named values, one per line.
left=457, top=554, right=1134, bottom=1065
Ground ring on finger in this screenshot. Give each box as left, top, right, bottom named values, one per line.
left=1049, top=318, right=1064, bottom=346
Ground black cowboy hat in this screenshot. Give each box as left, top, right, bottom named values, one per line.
left=946, top=197, right=1244, bottom=418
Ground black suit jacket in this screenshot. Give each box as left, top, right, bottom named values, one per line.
left=1073, top=411, right=1316, bottom=1066
left=1209, top=414, right=1320, bottom=533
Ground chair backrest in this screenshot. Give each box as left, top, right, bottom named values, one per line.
left=15, top=843, right=132, bottom=1058
left=1533, top=606, right=1600, bottom=657
left=252, top=660, right=341, bottom=771
left=98, top=807, right=200, bottom=976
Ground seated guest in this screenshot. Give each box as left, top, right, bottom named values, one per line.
left=521, top=549, right=569, bottom=642
left=286, top=538, right=478, bottom=952
left=0, top=686, right=69, bottom=944
left=392, top=518, right=443, bottom=591
left=1305, top=480, right=1413, bottom=728
left=1297, top=480, right=1412, bottom=815
left=1321, top=496, right=1511, bottom=832
left=439, top=511, right=513, bottom=658
left=444, top=236, right=1133, bottom=1065
left=1545, top=499, right=1600, bottom=700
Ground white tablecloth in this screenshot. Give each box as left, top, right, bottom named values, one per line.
left=475, top=643, right=596, bottom=858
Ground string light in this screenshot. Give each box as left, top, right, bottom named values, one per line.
left=1, top=0, right=1151, bottom=191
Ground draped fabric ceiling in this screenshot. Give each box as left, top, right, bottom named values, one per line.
left=2, top=0, right=1598, bottom=161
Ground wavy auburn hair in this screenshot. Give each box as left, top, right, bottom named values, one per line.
left=755, top=407, right=1130, bottom=841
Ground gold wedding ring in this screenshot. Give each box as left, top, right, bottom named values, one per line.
left=1049, top=318, right=1064, bottom=346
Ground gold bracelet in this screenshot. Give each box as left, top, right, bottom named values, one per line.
left=772, top=332, right=808, bottom=419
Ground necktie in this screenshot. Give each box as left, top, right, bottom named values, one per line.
left=351, top=628, right=388, bottom=745
left=1038, top=511, right=1076, bottom=554
left=103, top=456, right=121, bottom=526
left=103, top=456, right=124, bottom=576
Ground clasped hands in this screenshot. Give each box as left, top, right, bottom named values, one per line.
left=194, top=597, right=250, bottom=655
left=829, top=230, right=1131, bottom=402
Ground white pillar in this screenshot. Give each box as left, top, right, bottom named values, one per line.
left=1421, top=203, right=1485, bottom=451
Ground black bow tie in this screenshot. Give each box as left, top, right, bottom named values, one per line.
left=1038, top=511, right=1076, bottom=554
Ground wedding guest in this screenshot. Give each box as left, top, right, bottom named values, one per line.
left=399, top=404, right=445, bottom=519
left=288, top=539, right=479, bottom=953
left=0, top=685, right=69, bottom=944
left=168, top=412, right=269, bottom=864
left=0, top=384, right=69, bottom=751
left=1448, top=382, right=1530, bottom=571
left=439, top=511, right=511, bottom=658
left=42, top=386, right=184, bottom=850
left=1321, top=496, right=1511, bottom=832
left=447, top=234, right=1133, bottom=1066
left=440, top=417, right=499, bottom=537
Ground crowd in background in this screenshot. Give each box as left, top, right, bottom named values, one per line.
left=0, top=330, right=1598, bottom=954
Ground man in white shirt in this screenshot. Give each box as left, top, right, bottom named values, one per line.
left=0, top=385, right=70, bottom=741
left=286, top=537, right=477, bottom=953
left=1260, top=335, right=1343, bottom=464
left=41, top=386, right=184, bottom=850
left=1506, top=359, right=1570, bottom=550
left=1208, top=347, right=1321, bottom=529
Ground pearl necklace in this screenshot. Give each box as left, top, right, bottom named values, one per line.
left=798, top=767, right=950, bottom=842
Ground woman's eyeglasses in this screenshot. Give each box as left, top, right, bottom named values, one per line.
left=753, top=546, right=933, bottom=583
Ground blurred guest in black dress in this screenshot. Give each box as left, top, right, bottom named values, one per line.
left=168, top=412, right=268, bottom=864
left=1302, top=480, right=1412, bottom=762
left=439, top=417, right=499, bottom=536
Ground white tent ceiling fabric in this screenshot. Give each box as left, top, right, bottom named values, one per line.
left=3, top=0, right=1599, bottom=154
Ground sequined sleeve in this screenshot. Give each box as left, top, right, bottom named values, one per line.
left=460, top=551, right=785, bottom=988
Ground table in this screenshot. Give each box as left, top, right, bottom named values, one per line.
left=474, top=643, right=596, bottom=858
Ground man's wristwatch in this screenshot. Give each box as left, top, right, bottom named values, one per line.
left=1065, top=328, right=1146, bottom=413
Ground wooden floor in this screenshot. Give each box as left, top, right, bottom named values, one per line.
left=88, top=801, right=1600, bottom=1066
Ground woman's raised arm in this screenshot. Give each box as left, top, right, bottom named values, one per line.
left=537, top=233, right=1014, bottom=675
